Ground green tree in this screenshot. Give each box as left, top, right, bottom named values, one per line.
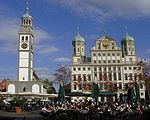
left=43, top=79, right=56, bottom=94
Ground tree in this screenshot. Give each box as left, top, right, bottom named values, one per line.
left=43, top=79, right=56, bottom=94
left=53, top=65, right=71, bottom=85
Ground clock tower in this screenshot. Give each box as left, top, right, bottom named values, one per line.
left=18, top=1, right=34, bottom=81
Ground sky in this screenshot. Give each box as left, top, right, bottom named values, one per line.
left=0, top=0, right=150, bottom=82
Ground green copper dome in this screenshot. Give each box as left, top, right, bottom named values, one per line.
left=121, top=32, right=134, bottom=44
left=73, top=32, right=85, bottom=42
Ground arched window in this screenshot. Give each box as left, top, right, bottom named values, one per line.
left=26, top=19, right=28, bottom=24
left=26, top=36, right=28, bottom=42
left=29, top=20, right=31, bottom=25
left=22, top=36, right=24, bottom=42
left=24, top=19, right=25, bottom=24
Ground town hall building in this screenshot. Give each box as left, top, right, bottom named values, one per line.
left=70, top=31, right=145, bottom=102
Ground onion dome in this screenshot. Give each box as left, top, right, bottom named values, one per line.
left=73, top=32, right=85, bottom=42
left=121, top=28, right=134, bottom=44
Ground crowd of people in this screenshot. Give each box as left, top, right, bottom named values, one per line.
left=40, top=100, right=150, bottom=120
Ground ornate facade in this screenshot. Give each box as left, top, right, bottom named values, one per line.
left=70, top=31, right=145, bottom=101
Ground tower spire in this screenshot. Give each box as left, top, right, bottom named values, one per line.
left=26, top=0, right=29, bottom=14
left=125, top=26, right=128, bottom=36
left=77, top=27, right=80, bottom=35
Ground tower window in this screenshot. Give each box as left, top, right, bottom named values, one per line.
left=23, top=77, right=25, bottom=80
left=23, top=19, right=25, bottom=24
left=125, top=73, right=128, bottom=80
left=26, top=36, right=28, bottom=42
left=22, top=36, right=24, bottom=42
left=78, top=48, right=80, bottom=52
left=26, top=20, right=28, bottom=24
left=29, top=20, right=31, bottom=25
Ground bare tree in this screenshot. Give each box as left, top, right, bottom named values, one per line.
left=53, top=65, right=71, bottom=85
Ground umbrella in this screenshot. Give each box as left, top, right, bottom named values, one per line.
left=135, top=83, right=140, bottom=103
left=58, top=84, right=65, bottom=103
left=127, top=87, right=135, bottom=102
left=91, top=82, right=99, bottom=104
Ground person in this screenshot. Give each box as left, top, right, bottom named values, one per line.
left=41, top=104, right=52, bottom=117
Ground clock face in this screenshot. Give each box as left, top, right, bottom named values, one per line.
left=21, top=43, right=28, bottom=49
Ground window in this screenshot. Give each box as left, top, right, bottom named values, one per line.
left=117, top=60, right=120, bottom=63
left=88, top=75, right=91, bottom=81
left=94, top=60, right=96, bottom=64
left=129, top=73, right=133, bottom=80
left=141, top=93, right=143, bottom=96
left=78, top=48, right=80, bottom=52
left=108, top=53, right=110, bottom=56
left=118, top=72, right=122, bottom=80
left=119, top=84, right=122, bottom=89
left=29, top=20, right=31, bottom=25
left=103, top=60, right=106, bottom=63
left=74, top=84, right=77, bottom=90
left=140, top=84, right=143, bottom=89
left=108, top=60, right=111, bottom=63
left=78, top=68, right=81, bottom=71
left=73, top=75, right=76, bottom=81
left=129, top=58, right=132, bottom=62
left=94, top=68, right=97, bottom=71
left=117, top=53, right=120, bottom=56
left=109, top=72, right=112, bottom=81
left=99, top=72, right=102, bottom=81
left=83, top=74, right=86, bottom=81
left=114, top=72, right=117, bottom=80
left=26, top=36, right=28, bottom=42
left=98, top=53, right=101, bottom=56
left=83, top=67, right=86, bottom=71
left=21, top=36, right=24, bottom=42
left=104, top=67, right=107, bottom=71
left=93, top=53, right=96, bottom=56
left=133, top=67, right=137, bottom=70
left=98, top=60, right=101, bottom=63
left=118, top=67, right=121, bottom=71
left=103, top=53, right=105, bottom=56
left=112, top=53, right=115, bottom=56
left=113, top=60, right=116, bottom=63
left=79, top=84, right=82, bottom=90
left=73, top=68, right=76, bottom=71
left=23, top=77, right=25, bottom=80
left=113, top=67, right=116, bottom=71
left=124, top=67, right=127, bottom=70
left=88, top=67, right=90, bottom=71
left=129, top=67, right=132, bottom=70
left=125, top=84, right=128, bottom=89
left=125, top=73, right=128, bottom=80
left=99, top=67, right=102, bottom=71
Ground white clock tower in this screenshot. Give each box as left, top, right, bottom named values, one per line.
left=18, top=1, right=34, bottom=82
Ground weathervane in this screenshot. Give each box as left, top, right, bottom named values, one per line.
left=102, top=29, right=106, bottom=35
left=125, top=25, right=128, bottom=35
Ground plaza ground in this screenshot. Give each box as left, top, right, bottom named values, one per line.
left=0, top=110, right=42, bottom=120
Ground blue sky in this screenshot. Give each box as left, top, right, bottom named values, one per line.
left=0, top=0, right=150, bottom=81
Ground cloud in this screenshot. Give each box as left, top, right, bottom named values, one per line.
left=48, top=0, right=150, bottom=22
left=49, top=57, right=70, bottom=62
left=34, top=29, right=53, bottom=44
left=147, top=49, right=150, bottom=54
left=36, top=44, right=59, bottom=54
left=34, top=67, right=54, bottom=80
